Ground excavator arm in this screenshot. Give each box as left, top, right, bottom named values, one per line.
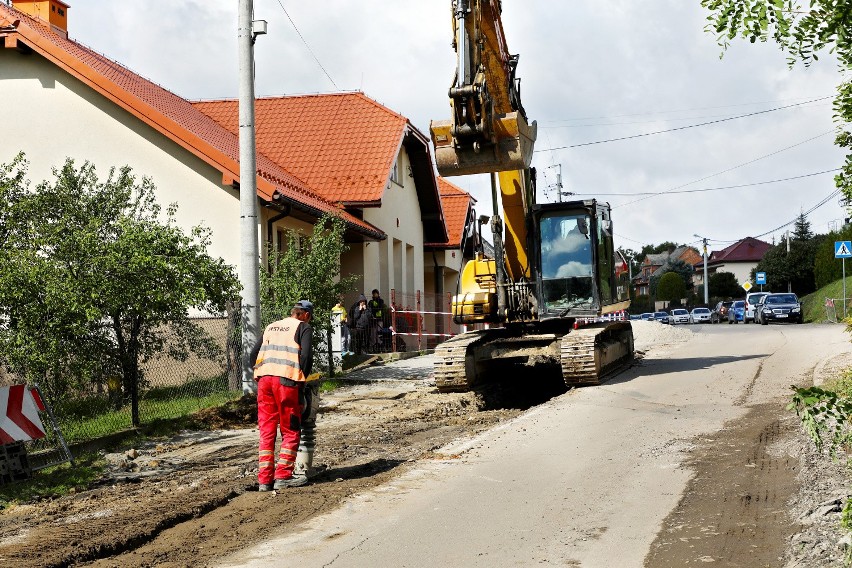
left=430, top=0, right=537, bottom=176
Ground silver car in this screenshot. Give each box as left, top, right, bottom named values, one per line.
left=668, top=308, right=690, bottom=324
left=689, top=307, right=712, bottom=323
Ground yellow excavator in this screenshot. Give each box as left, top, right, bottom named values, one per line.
left=430, top=0, right=633, bottom=392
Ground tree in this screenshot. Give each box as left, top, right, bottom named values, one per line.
left=665, top=259, right=696, bottom=291
left=793, top=212, right=813, bottom=241
left=657, top=272, right=687, bottom=306
left=0, top=157, right=240, bottom=425
left=701, top=1, right=852, bottom=204
left=753, top=230, right=824, bottom=296
left=709, top=271, right=742, bottom=299
left=260, top=214, right=358, bottom=367
left=631, top=294, right=654, bottom=314
left=815, top=224, right=852, bottom=288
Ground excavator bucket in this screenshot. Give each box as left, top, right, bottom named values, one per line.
left=430, top=112, right=537, bottom=177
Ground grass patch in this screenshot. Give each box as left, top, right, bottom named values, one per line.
left=801, top=276, right=852, bottom=323
left=823, top=369, right=852, bottom=399
left=52, top=377, right=243, bottom=443
left=0, top=452, right=106, bottom=510
left=319, top=379, right=346, bottom=393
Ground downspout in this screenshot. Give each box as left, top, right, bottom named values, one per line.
left=265, top=203, right=292, bottom=273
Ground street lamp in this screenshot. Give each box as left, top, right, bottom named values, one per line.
left=694, top=234, right=709, bottom=306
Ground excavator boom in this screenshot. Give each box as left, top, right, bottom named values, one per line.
left=430, top=0, right=537, bottom=176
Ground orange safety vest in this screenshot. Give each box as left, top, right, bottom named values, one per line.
left=253, top=317, right=306, bottom=382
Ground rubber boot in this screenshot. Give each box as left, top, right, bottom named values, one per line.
left=295, top=382, right=320, bottom=477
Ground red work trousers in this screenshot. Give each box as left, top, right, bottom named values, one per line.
left=256, top=375, right=303, bottom=485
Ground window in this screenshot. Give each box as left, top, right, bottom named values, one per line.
left=390, top=154, right=403, bottom=187
left=538, top=212, right=594, bottom=312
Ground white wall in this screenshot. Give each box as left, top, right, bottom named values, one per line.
left=0, top=49, right=246, bottom=273
left=362, top=145, right=426, bottom=299
left=712, top=262, right=757, bottom=285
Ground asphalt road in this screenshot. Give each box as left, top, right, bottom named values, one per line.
left=217, top=322, right=851, bottom=568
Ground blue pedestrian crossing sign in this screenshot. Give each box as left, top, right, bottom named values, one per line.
left=836, top=241, right=852, bottom=259
left=756, top=272, right=766, bottom=285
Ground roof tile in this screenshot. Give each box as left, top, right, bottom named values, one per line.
left=194, top=93, right=409, bottom=203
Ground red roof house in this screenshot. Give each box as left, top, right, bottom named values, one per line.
left=0, top=1, right=453, bottom=302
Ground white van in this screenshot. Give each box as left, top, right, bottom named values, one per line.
left=745, top=291, right=770, bottom=323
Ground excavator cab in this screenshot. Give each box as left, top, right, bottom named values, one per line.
left=532, top=200, right=622, bottom=319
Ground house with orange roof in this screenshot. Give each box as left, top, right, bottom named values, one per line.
left=0, top=1, right=451, bottom=308
left=193, top=92, right=448, bottom=306
left=425, top=177, right=477, bottom=297
left=699, top=237, right=771, bottom=285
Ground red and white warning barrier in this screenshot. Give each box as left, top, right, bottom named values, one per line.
left=0, top=385, right=47, bottom=444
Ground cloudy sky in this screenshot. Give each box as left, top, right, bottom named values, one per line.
left=63, top=0, right=844, bottom=255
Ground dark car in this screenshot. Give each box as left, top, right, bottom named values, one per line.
left=653, top=311, right=669, bottom=323
left=711, top=301, right=733, bottom=324
left=758, top=293, right=803, bottom=324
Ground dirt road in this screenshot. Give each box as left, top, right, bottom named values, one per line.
left=1, top=321, right=850, bottom=567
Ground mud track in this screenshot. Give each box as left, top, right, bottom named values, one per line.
left=0, top=379, right=528, bottom=568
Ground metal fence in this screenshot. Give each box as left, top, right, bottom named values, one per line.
left=2, top=317, right=242, bottom=469
left=825, top=298, right=851, bottom=323
left=390, top=290, right=462, bottom=351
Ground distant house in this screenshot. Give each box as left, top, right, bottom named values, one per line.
left=633, top=246, right=702, bottom=297
left=702, top=237, right=771, bottom=285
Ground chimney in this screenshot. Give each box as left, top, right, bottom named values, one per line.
left=11, top=0, right=68, bottom=37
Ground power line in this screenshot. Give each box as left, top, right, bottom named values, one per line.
left=535, top=96, right=833, bottom=152
left=544, top=95, right=834, bottom=123
left=274, top=1, right=339, bottom=90
left=611, top=130, right=835, bottom=209
left=540, top=103, right=831, bottom=129
left=572, top=168, right=840, bottom=197
left=753, top=188, right=842, bottom=239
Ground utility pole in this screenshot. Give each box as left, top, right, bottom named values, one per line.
left=786, top=229, right=792, bottom=293
left=694, top=234, right=709, bottom=306
left=238, top=0, right=266, bottom=394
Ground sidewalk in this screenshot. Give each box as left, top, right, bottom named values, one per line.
left=339, top=353, right=436, bottom=382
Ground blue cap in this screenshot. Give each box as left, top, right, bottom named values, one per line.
left=293, top=300, right=314, bottom=314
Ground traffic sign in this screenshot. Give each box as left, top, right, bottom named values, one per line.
left=836, top=241, right=852, bottom=258
left=742, top=281, right=753, bottom=292
left=0, top=385, right=46, bottom=444
left=756, top=272, right=766, bottom=285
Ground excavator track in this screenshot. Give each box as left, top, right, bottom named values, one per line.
left=433, top=331, right=490, bottom=393
left=560, top=322, right=633, bottom=387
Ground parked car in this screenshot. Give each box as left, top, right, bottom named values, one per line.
left=744, top=291, right=770, bottom=323
left=689, top=307, right=712, bottom=324
left=640, top=312, right=654, bottom=320
left=668, top=308, right=690, bottom=325
left=629, top=314, right=642, bottom=320
left=727, top=300, right=745, bottom=324
left=711, top=301, right=733, bottom=324
left=653, top=311, right=669, bottom=323
left=757, top=293, right=803, bottom=324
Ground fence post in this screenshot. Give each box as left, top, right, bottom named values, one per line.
left=446, top=292, right=452, bottom=342
left=417, top=290, right=423, bottom=352
left=391, top=289, right=397, bottom=353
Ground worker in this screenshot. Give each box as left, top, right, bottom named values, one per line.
left=252, top=300, right=314, bottom=491
left=332, top=299, right=352, bottom=356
